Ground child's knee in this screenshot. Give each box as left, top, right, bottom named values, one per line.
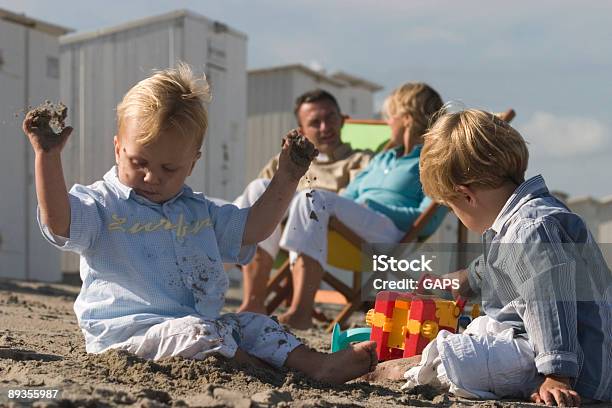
left=247, top=178, right=270, bottom=195
left=289, top=191, right=312, bottom=213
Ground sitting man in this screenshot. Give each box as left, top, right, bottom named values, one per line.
left=235, top=89, right=372, bottom=313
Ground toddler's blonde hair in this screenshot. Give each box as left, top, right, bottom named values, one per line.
left=420, top=109, right=529, bottom=204
left=116, top=62, right=210, bottom=148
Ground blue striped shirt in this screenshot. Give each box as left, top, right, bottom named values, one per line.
left=468, top=175, right=612, bottom=401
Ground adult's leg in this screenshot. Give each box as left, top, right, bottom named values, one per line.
left=278, top=253, right=325, bottom=329
left=233, top=178, right=284, bottom=313
left=239, top=247, right=273, bottom=313
left=279, top=191, right=404, bottom=329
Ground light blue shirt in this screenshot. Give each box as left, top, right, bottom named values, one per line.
left=341, top=145, right=447, bottom=235
left=468, top=175, right=612, bottom=401
left=39, top=167, right=255, bottom=353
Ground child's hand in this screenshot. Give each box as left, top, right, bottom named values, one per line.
left=442, top=269, right=476, bottom=299
left=23, top=106, right=73, bottom=155
left=531, top=376, right=581, bottom=407
left=278, top=129, right=318, bottom=182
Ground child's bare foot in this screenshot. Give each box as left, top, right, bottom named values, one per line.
left=278, top=311, right=312, bottom=330
left=362, top=355, right=421, bottom=382
left=314, top=341, right=377, bottom=384
left=285, top=342, right=378, bottom=385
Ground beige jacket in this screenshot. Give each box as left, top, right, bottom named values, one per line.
left=258, top=143, right=372, bottom=193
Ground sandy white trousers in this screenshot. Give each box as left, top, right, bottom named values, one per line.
left=210, top=178, right=285, bottom=258
left=231, top=178, right=289, bottom=259
left=106, top=312, right=301, bottom=367
left=279, top=189, right=405, bottom=268
left=403, top=315, right=539, bottom=399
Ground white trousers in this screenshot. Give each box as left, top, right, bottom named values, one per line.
left=403, top=315, right=539, bottom=399
left=210, top=178, right=296, bottom=259
left=233, top=178, right=287, bottom=258
left=106, top=312, right=301, bottom=368
left=279, top=189, right=405, bottom=268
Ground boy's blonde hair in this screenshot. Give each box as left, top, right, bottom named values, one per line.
left=420, top=109, right=529, bottom=204
left=382, top=82, right=444, bottom=148
left=116, top=62, right=210, bottom=148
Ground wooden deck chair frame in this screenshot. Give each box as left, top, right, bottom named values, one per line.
left=265, top=202, right=442, bottom=332
left=264, top=109, right=516, bottom=332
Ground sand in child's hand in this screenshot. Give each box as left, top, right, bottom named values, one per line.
left=28, top=101, right=68, bottom=151
left=285, top=130, right=317, bottom=167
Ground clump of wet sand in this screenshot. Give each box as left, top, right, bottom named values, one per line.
left=285, top=130, right=318, bottom=167
left=26, top=100, right=68, bottom=151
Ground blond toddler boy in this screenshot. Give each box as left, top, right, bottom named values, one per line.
left=23, top=63, right=377, bottom=384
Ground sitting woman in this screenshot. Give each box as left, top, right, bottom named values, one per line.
left=277, top=82, right=447, bottom=329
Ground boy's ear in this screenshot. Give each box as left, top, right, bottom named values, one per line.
left=188, top=151, right=202, bottom=175
left=113, top=135, right=121, bottom=164
left=455, top=185, right=477, bottom=206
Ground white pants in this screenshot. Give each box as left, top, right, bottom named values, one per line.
left=403, top=315, right=539, bottom=400
left=279, top=189, right=405, bottom=269
left=210, top=178, right=296, bottom=259
left=233, top=178, right=287, bottom=258
left=106, top=312, right=301, bottom=368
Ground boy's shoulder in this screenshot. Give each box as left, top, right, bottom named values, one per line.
left=179, top=188, right=237, bottom=216
left=491, top=175, right=592, bottom=245
left=68, top=172, right=212, bottom=209
left=68, top=167, right=127, bottom=204
left=69, top=179, right=114, bottom=205
left=503, top=192, right=589, bottom=245
left=182, top=188, right=213, bottom=207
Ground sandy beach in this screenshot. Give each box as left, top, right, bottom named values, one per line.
left=0, top=277, right=602, bottom=408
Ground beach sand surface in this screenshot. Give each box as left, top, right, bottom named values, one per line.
left=0, top=278, right=601, bottom=407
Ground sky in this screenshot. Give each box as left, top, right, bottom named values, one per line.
left=2, top=0, right=611, bottom=199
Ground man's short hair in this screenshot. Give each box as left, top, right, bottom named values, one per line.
left=420, top=109, right=529, bottom=204
left=116, top=62, right=210, bottom=148
left=293, top=89, right=342, bottom=124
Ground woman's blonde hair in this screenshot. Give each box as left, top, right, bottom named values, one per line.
left=420, top=109, right=529, bottom=204
left=382, top=82, right=444, bottom=149
left=116, top=62, right=210, bottom=148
